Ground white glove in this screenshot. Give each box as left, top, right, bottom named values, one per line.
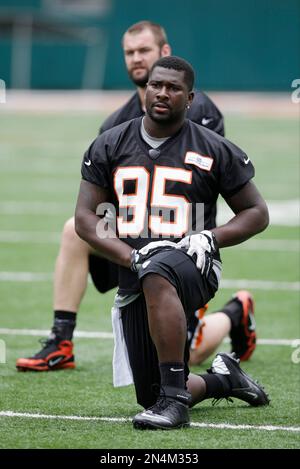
left=131, top=240, right=178, bottom=272
left=176, top=230, right=217, bottom=274
left=138, top=240, right=178, bottom=257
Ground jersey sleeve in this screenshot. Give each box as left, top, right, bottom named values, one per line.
left=188, top=91, right=225, bottom=136
left=81, top=137, right=110, bottom=188
left=99, top=109, right=120, bottom=134
left=217, top=139, right=255, bottom=198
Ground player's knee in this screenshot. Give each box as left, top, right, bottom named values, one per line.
left=61, top=217, right=93, bottom=255
left=62, top=216, right=90, bottom=254
left=62, top=217, right=77, bottom=244
left=189, top=349, right=205, bottom=366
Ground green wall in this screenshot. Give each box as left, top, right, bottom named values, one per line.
left=0, top=0, right=299, bottom=90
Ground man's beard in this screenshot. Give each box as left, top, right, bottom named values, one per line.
left=129, top=70, right=149, bottom=87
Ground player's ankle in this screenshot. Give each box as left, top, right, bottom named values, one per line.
left=221, top=299, right=242, bottom=330
left=52, top=310, right=77, bottom=341
left=159, top=362, right=185, bottom=389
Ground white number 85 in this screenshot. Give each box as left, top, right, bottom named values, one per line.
left=114, top=166, right=192, bottom=237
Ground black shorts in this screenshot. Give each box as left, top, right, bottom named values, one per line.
left=121, top=249, right=220, bottom=409
left=88, top=254, right=118, bottom=293
left=138, top=248, right=219, bottom=317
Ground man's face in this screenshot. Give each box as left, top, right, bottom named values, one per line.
left=123, top=29, right=162, bottom=87
left=145, top=66, right=192, bottom=124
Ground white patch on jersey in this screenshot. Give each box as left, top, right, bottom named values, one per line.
left=184, top=151, right=213, bottom=172
left=142, top=260, right=151, bottom=269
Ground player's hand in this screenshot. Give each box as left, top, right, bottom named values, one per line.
left=176, top=230, right=218, bottom=275
left=130, top=240, right=178, bottom=272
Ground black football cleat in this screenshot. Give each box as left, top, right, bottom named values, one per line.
left=208, top=352, right=270, bottom=406
left=133, top=386, right=191, bottom=430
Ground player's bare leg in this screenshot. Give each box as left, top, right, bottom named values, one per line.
left=16, top=216, right=93, bottom=371
left=54, top=216, right=92, bottom=312
left=189, top=313, right=231, bottom=365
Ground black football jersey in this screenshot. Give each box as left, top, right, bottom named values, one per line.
left=81, top=117, right=254, bottom=295
left=100, top=91, right=224, bottom=136
left=100, top=91, right=224, bottom=229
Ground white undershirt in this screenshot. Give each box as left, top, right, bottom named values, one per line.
left=141, top=117, right=170, bottom=148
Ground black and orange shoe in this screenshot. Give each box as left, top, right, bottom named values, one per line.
left=16, top=338, right=75, bottom=371
left=229, top=290, right=256, bottom=361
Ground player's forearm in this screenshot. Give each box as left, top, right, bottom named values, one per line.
left=212, top=203, right=269, bottom=248
left=75, top=211, right=132, bottom=268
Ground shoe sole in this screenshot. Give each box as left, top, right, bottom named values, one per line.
left=16, top=359, right=75, bottom=372
left=133, top=420, right=190, bottom=430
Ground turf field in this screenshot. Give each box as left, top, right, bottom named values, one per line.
left=0, top=105, right=299, bottom=449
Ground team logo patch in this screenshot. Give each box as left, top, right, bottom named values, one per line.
left=184, top=151, right=213, bottom=172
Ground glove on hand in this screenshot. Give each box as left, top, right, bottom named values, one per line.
left=176, top=230, right=217, bottom=275
left=130, top=240, right=178, bottom=272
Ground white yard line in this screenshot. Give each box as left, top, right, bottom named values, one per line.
left=236, top=239, right=300, bottom=252
left=0, top=272, right=53, bottom=281
left=0, top=328, right=298, bottom=346
left=0, top=231, right=61, bottom=243
left=190, top=422, right=300, bottom=432
left=0, top=201, right=73, bottom=215
left=0, top=328, right=114, bottom=339
left=0, top=411, right=299, bottom=433
left=217, top=199, right=299, bottom=227
left=220, top=279, right=300, bottom=291
left=0, top=271, right=299, bottom=291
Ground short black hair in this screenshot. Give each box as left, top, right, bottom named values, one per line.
left=149, top=56, right=195, bottom=91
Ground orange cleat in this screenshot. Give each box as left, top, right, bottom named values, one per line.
left=16, top=339, right=75, bottom=371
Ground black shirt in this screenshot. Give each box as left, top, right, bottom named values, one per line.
left=99, top=90, right=224, bottom=228
left=82, top=117, right=254, bottom=294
